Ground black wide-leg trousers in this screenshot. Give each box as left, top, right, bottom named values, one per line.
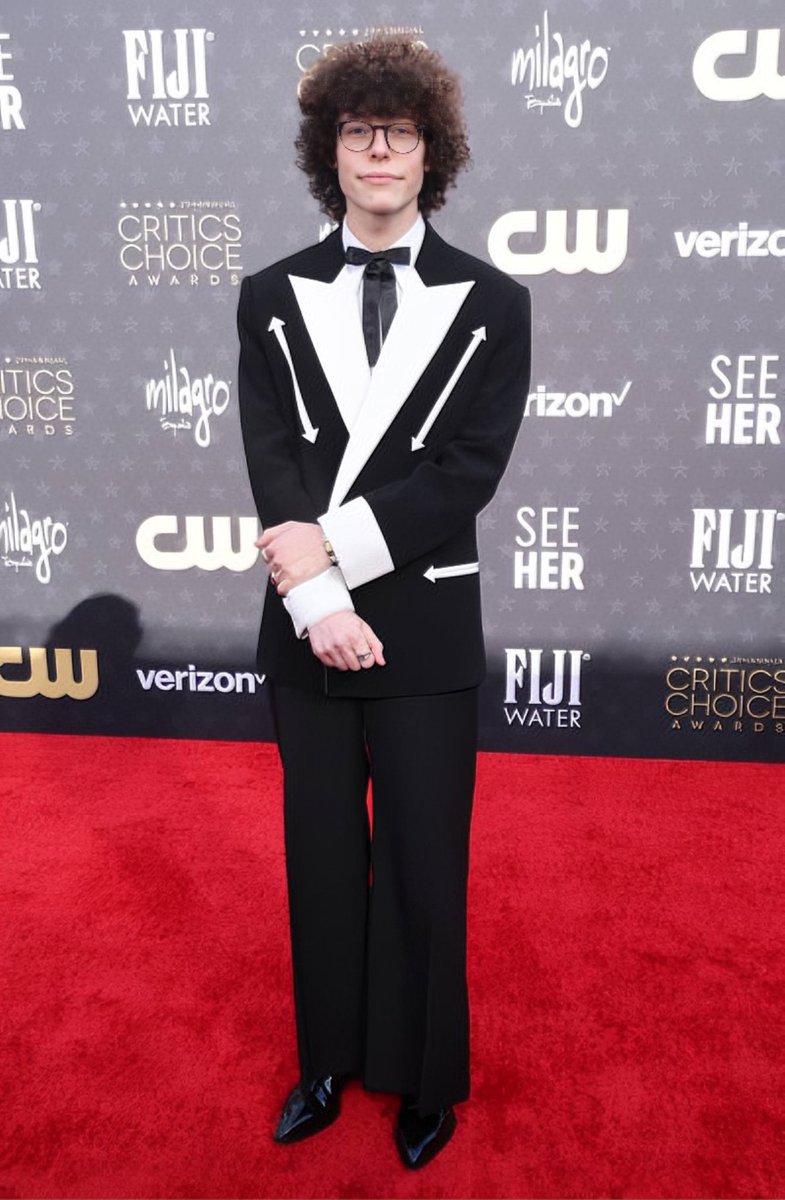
left=269, top=683, right=478, bottom=1117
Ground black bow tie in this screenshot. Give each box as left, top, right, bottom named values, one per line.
left=344, top=245, right=412, bottom=366
left=344, top=245, right=412, bottom=269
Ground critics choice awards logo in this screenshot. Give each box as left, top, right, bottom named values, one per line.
left=689, top=508, right=785, bottom=594
left=704, top=354, right=782, bottom=446
left=0, top=199, right=41, bottom=290
left=510, top=9, right=610, bottom=128
left=0, top=492, right=67, bottom=585
left=504, top=648, right=590, bottom=729
left=0, top=647, right=98, bottom=700
left=514, top=506, right=585, bottom=590
left=488, top=208, right=628, bottom=276
left=0, top=356, right=75, bottom=438
left=145, top=350, right=231, bottom=448
left=123, top=28, right=214, bottom=126
left=295, top=25, right=425, bottom=78
left=665, top=656, right=784, bottom=735
left=135, top=515, right=259, bottom=572
left=693, top=27, right=785, bottom=102
left=0, top=32, right=25, bottom=130
left=117, top=201, right=242, bottom=287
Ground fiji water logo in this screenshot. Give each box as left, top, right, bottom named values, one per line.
left=123, top=28, right=214, bottom=126
left=503, top=648, right=590, bottom=729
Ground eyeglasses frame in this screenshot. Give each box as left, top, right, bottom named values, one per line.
left=336, top=120, right=426, bottom=154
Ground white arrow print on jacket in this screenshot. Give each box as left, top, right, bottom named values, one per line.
left=411, top=325, right=487, bottom=451
left=268, top=316, right=319, bottom=443
left=424, top=562, right=480, bottom=583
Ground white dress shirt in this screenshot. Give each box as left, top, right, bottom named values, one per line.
left=342, top=211, right=427, bottom=325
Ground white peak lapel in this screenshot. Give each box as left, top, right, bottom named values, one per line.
left=327, top=271, right=475, bottom=510
left=288, top=269, right=370, bottom=433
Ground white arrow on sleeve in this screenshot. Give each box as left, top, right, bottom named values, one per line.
left=424, top=562, right=479, bottom=583
left=268, top=316, right=319, bottom=443
left=411, top=326, right=487, bottom=451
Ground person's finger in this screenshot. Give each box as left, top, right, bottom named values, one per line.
left=311, top=637, right=349, bottom=671
left=332, top=638, right=359, bottom=670
left=360, top=621, right=385, bottom=666
left=349, top=630, right=375, bottom=669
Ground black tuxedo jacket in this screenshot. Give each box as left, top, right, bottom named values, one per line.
left=237, top=220, right=531, bottom=698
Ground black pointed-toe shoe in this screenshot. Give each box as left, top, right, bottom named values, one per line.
left=394, top=1096, right=457, bottom=1169
left=273, top=1074, right=346, bottom=1144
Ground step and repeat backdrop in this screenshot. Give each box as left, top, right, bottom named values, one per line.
left=1, top=2, right=783, bottom=760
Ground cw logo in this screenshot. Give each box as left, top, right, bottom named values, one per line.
left=135, top=514, right=260, bottom=571
left=0, top=647, right=99, bottom=699
left=487, top=208, right=629, bottom=276
left=693, top=28, right=785, bottom=101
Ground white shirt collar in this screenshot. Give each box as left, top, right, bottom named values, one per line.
left=341, top=211, right=426, bottom=268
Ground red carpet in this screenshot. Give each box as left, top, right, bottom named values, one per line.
left=1, top=733, right=783, bottom=1199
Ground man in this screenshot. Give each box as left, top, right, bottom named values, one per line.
left=237, top=35, right=531, bottom=1169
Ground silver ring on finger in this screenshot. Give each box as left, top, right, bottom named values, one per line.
left=357, top=650, right=372, bottom=661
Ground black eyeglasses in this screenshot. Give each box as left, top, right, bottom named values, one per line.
left=336, top=120, right=425, bottom=154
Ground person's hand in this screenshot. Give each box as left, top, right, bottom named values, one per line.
left=307, top=611, right=386, bottom=671
left=257, top=521, right=331, bottom=594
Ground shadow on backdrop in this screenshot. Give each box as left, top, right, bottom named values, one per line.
left=0, top=592, right=274, bottom=742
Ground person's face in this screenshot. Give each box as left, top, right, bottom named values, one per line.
left=334, top=113, right=428, bottom=225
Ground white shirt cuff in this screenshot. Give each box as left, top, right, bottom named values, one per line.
left=319, top=497, right=394, bottom=590
left=282, top=566, right=355, bottom=638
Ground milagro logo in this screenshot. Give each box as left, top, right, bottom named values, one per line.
left=689, top=507, right=785, bottom=593
left=504, top=648, right=590, bottom=728
left=136, top=514, right=260, bottom=571
left=526, top=380, right=631, bottom=419
left=0, top=646, right=98, bottom=700
left=693, top=27, right=785, bottom=102
left=123, top=28, right=214, bottom=125
left=705, top=354, right=782, bottom=446
left=0, top=32, right=25, bottom=130
left=0, top=492, right=67, bottom=584
left=665, top=655, right=785, bottom=734
left=488, top=208, right=628, bottom=276
left=675, top=221, right=785, bottom=259
left=136, top=663, right=266, bottom=694
left=0, top=198, right=40, bottom=290
left=145, top=350, right=231, bottom=447
left=0, top=357, right=75, bottom=438
left=510, top=9, right=610, bottom=129
left=117, top=200, right=242, bottom=287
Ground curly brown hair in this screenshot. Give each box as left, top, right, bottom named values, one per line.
left=295, top=35, right=471, bottom=221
